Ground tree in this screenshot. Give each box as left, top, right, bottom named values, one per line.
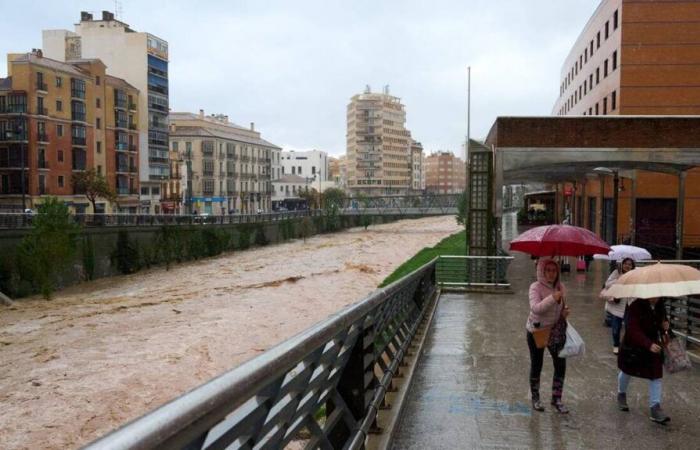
left=18, top=197, right=79, bottom=299
left=456, top=189, right=468, bottom=226
left=322, top=187, right=346, bottom=211
left=298, top=186, right=318, bottom=209
left=71, top=169, right=117, bottom=213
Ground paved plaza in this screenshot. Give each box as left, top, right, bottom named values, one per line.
left=392, top=219, right=700, bottom=449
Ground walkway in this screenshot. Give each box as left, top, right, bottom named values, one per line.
left=392, top=216, right=700, bottom=449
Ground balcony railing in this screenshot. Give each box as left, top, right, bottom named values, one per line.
left=37, top=132, right=49, bottom=142
left=129, top=102, right=138, bottom=111
left=71, top=90, right=86, bottom=99
left=116, top=121, right=128, bottom=129
left=72, top=112, right=87, bottom=122
left=117, top=187, right=131, bottom=195
left=116, top=100, right=127, bottom=109
left=148, top=102, right=168, bottom=112
left=37, top=160, right=49, bottom=169
left=116, top=165, right=130, bottom=173
left=130, top=165, right=138, bottom=173
left=36, top=107, right=48, bottom=116
left=72, top=136, right=86, bottom=146
left=0, top=105, right=27, bottom=114
left=72, top=160, right=86, bottom=171
left=130, top=144, right=137, bottom=152
left=36, top=82, right=48, bottom=91
left=129, top=123, right=137, bottom=130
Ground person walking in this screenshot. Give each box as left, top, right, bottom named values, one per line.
left=602, top=257, right=636, bottom=354
left=617, top=297, right=671, bottom=423
left=526, top=258, right=571, bottom=413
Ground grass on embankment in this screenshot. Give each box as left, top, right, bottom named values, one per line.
left=379, top=229, right=467, bottom=287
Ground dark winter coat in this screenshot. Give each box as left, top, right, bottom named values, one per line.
left=618, top=298, right=666, bottom=380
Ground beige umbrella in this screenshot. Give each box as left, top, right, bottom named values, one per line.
left=604, top=263, right=700, bottom=299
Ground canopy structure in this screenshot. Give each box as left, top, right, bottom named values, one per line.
left=479, top=116, right=700, bottom=257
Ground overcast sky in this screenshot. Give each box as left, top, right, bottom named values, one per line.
left=2, top=0, right=600, bottom=157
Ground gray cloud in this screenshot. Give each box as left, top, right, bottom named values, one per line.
left=1, top=0, right=599, bottom=156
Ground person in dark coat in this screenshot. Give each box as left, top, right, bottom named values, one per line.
left=617, top=297, right=670, bottom=423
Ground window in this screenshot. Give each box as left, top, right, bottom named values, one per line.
left=312, top=166, right=316, bottom=175
left=612, top=91, right=617, bottom=110
left=589, top=107, right=593, bottom=115
left=172, top=141, right=179, bottom=151
left=96, top=117, right=101, bottom=129
left=585, top=48, right=588, bottom=63
left=589, top=74, right=593, bottom=89
left=596, top=32, right=600, bottom=48
left=152, top=187, right=160, bottom=195
left=614, top=10, right=619, bottom=30
left=605, top=21, right=610, bottom=39
left=57, top=124, right=64, bottom=137
left=56, top=100, right=62, bottom=111
left=97, top=141, right=101, bottom=153
left=584, top=80, right=587, bottom=95
left=58, top=175, right=64, bottom=187
left=141, top=187, right=149, bottom=195
left=298, top=166, right=302, bottom=174
left=596, top=67, right=600, bottom=84
left=97, top=165, right=102, bottom=174
left=590, top=40, right=594, bottom=55
left=595, top=103, right=599, bottom=115
left=604, top=59, right=609, bottom=77
left=292, top=166, right=295, bottom=174
left=56, top=76, right=62, bottom=88
left=612, top=51, right=618, bottom=70
left=96, top=97, right=101, bottom=108
left=58, top=149, right=64, bottom=162
left=603, top=97, right=608, bottom=115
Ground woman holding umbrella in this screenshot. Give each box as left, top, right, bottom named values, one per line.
left=527, top=258, right=570, bottom=413
left=602, top=257, right=636, bottom=354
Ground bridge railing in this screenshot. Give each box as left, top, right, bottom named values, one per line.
left=637, top=260, right=700, bottom=349
left=436, top=255, right=514, bottom=289
left=83, top=259, right=439, bottom=450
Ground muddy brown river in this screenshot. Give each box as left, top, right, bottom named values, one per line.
left=0, top=216, right=460, bottom=449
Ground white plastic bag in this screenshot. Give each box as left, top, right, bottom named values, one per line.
left=559, top=321, right=585, bottom=358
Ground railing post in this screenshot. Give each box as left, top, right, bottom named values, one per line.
left=328, top=321, right=375, bottom=449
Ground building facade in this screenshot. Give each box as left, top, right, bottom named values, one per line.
left=272, top=174, right=308, bottom=210
left=424, top=151, right=466, bottom=194
left=43, top=10, right=169, bottom=213
left=280, top=149, right=328, bottom=186
left=169, top=111, right=279, bottom=215
left=410, top=141, right=424, bottom=192
left=552, top=0, right=700, bottom=245
left=0, top=50, right=136, bottom=213
left=346, top=87, right=416, bottom=196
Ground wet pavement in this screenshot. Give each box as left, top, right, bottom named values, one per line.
left=392, top=214, right=700, bottom=449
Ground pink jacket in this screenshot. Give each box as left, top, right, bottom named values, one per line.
left=526, top=258, right=566, bottom=332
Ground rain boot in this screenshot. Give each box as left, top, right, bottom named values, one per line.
left=650, top=404, right=670, bottom=424
left=530, top=377, right=544, bottom=412
left=617, top=393, right=629, bottom=411
left=551, top=376, right=569, bottom=414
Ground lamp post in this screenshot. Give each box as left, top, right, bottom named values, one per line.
left=593, top=167, right=618, bottom=244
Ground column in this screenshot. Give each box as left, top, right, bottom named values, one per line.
left=677, top=171, right=687, bottom=259
left=630, top=174, right=637, bottom=245
left=613, top=171, right=619, bottom=244
left=597, top=175, right=605, bottom=237
left=580, top=179, right=587, bottom=228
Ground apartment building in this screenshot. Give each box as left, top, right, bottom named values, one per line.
left=424, top=151, right=466, bottom=194
left=0, top=50, right=137, bottom=212
left=346, top=87, right=416, bottom=196
left=553, top=0, right=700, bottom=245
left=169, top=111, right=280, bottom=215
left=410, top=141, right=424, bottom=192
left=280, top=149, right=328, bottom=182
left=43, top=10, right=169, bottom=213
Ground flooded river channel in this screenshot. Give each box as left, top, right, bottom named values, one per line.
left=0, top=216, right=460, bottom=449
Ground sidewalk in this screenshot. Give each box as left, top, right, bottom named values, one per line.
left=392, top=222, right=700, bottom=449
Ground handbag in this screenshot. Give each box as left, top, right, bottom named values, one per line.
left=576, top=257, right=586, bottom=272
left=559, top=321, right=585, bottom=358
left=532, top=326, right=552, bottom=349
left=664, top=335, right=692, bottom=374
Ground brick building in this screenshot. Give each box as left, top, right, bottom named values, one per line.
left=551, top=0, right=700, bottom=248
left=424, top=151, right=466, bottom=194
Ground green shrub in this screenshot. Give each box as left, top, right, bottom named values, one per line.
left=237, top=224, right=252, bottom=250
left=254, top=224, right=269, bottom=246
left=112, top=229, right=140, bottom=274
left=82, top=234, right=95, bottom=281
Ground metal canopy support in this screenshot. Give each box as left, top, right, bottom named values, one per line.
left=598, top=175, right=604, bottom=237
left=613, top=172, right=619, bottom=244
left=630, top=174, right=637, bottom=246
left=677, top=171, right=687, bottom=259
left=581, top=180, right=587, bottom=228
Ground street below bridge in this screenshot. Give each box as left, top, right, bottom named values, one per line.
left=392, top=213, right=700, bottom=449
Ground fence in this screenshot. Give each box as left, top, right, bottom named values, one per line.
left=82, top=259, right=438, bottom=450
left=436, top=255, right=514, bottom=289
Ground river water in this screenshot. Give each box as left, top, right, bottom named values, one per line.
left=0, top=216, right=461, bottom=449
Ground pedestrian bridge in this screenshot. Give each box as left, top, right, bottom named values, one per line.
left=83, top=214, right=700, bottom=449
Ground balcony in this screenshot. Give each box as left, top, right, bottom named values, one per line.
left=72, top=112, right=87, bottom=122
left=203, top=170, right=214, bottom=177
left=116, top=142, right=129, bottom=151
left=36, top=107, right=48, bottom=116
left=240, top=156, right=250, bottom=163
left=72, top=160, right=86, bottom=171
left=0, top=105, right=27, bottom=114
left=116, top=120, right=128, bottom=129
left=129, top=102, right=137, bottom=111
left=37, top=160, right=49, bottom=169
left=129, top=144, right=137, bottom=152
left=116, top=99, right=127, bottom=109
left=37, top=132, right=49, bottom=142
left=72, top=136, right=86, bottom=146
left=36, top=82, right=48, bottom=92
left=117, top=187, right=131, bottom=195
left=71, top=89, right=86, bottom=100
left=130, top=165, right=138, bottom=173
left=202, top=190, right=215, bottom=196
left=148, top=121, right=168, bottom=131
left=129, top=123, right=137, bottom=130
left=116, top=163, right=130, bottom=173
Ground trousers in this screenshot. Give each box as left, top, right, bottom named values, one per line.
left=527, top=331, right=567, bottom=401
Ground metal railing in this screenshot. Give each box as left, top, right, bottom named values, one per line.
left=83, top=259, right=438, bottom=450
left=436, top=255, right=514, bottom=288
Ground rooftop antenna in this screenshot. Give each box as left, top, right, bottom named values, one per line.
left=364, top=84, right=371, bottom=94
left=114, top=0, right=123, bottom=19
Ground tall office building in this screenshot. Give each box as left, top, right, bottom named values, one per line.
left=43, top=10, right=169, bottom=213
left=346, top=87, right=416, bottom=196
left=552, top=0, right=700, bottom=245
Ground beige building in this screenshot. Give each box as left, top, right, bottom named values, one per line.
left=410, top=141, right=424, bottom=192
left=424, top=151, right=466, bottom=194
left=43, top=10, right=169, bottom=214
left=169, top=111, right=280, bottom=215
left=346, top=87, right=418, bottom=196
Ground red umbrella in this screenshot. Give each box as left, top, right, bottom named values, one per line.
left=509, top=224, right=611, bottom=257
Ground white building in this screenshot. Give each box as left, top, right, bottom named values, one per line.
left=280, top=150, right=328, bottom=183
left=43, top=11, right=170, bottom=214
left=272, top=174, right=309, bottom=210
